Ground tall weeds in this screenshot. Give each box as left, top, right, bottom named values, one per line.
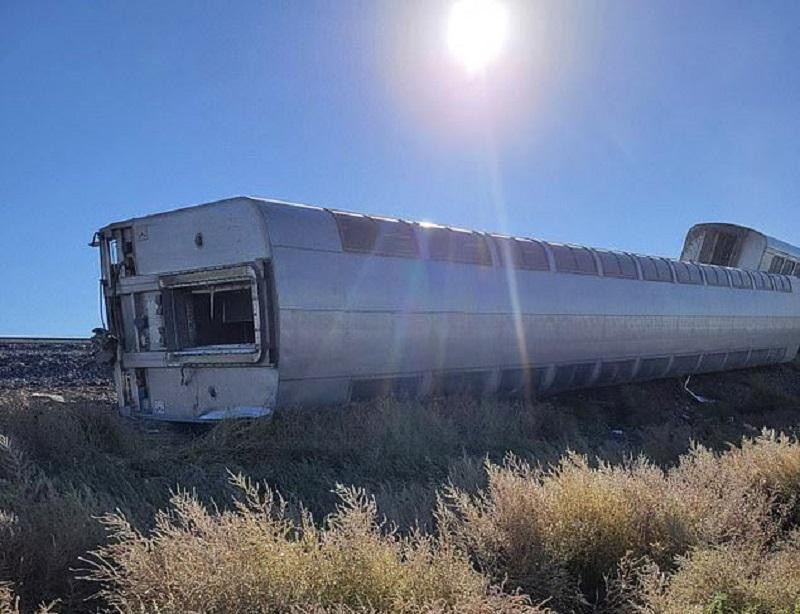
left=0, top=361, right=799, bottom=612
left=82, top=475, right=544, bottom=613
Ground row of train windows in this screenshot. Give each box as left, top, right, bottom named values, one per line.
left=769, top=255, right=800, bottom=278
left=332, top=212, right=793, bottom=293
left=348, top=348, right=788, bottom=402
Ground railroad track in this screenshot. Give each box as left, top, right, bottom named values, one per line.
left=0, top=337, right=91, bottom=345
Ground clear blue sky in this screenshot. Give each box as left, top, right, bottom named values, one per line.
left=1, top=0, right=799, bottom=336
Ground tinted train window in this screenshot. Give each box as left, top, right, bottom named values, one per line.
left=751, top=271, right=773, bottom=291
left=700, top=265, right=730, bottom=287
left=350, top=376, right=420, bottom=401
left=334, top=213, right=419, bottom=258
left=768, top=347, right=787, bottom=363
left=549, top=363, right=595, bottom=391
left=432, top=371, right=489, bottom=396
left=334, top=212, right=378, bottom=252
left=550, top=244, right=598, bottom=275
left=426, top=228, right=492, bottom=266
left=637, top=357, right=670, bottom=380
left=513, top=239, right=549, bottom=271
left=572, top=363, right=595, bottom=387
left=769, top=256, right=786, bottom=273
left=726, top=351, right=749, bottom=370
left=698, top=353, right=727, bottom=372
left=781, top=260, right=796, bottom=275
left=668, top=354, right=700, bottom=375
left=498, top=367, right=544, bottom=399
left=673, top=262, right=703, bottom=285
left=729, top=269, right=754, bottom=289
left=597, top=251, right=637, bottom=279
left=596, top=360, right=636, bottom=385
left=638, top=257, right=673, bottom=282
left=373, top=219, right=418, bottom=257
left=748, top=349, right=770, bottom=365
left=771, top=274, right=792, bottom=293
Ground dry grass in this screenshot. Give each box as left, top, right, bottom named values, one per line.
left=82, top=475, right=545, bottom=614
left=0, top=362, right=798, bottom=612
left=436, top=431, right=800, bottom=610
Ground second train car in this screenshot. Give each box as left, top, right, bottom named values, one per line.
left=682, top=222, right=800, bottom=277
left=95, top=197, right=800, bottom=421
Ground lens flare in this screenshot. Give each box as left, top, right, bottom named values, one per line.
left=447, top=0, right=509, bottom=75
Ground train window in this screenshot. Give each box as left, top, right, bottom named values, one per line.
left=794, top=263, right=800, bottom=278
left=781, top=260, right=796, bottom=275
left=513, top=238, right=549, bottom=271
left=550, top=244, right=598, bottom=275
left=350, top=376, right=420, bottom=402
left=373, top=218, right=419, bottom=258
left=748, top=349, right=770, bottom=365
left=668, top=354, right=700, bottom=376
left=498, top=367, right=544, bottom=399
left=550, top=365, right=575, bottom=390
left=768, top=347, right=787, bottom=363
left=709, top=231, right=737, bottom=266
left=597, top=251, right=638, bottom=279
left=335, top=213, right=420, bottom=258
left=618, top=253, right=638, bottom=278
left=549, top=363, right=595, bottom=391
left=334, top=212, right=379, bottom=252
left=729, top=269, right=754, bottom=289
left=700, top=265, right=730, bottom=287
left=637, top=357, right=670, bottom=380
left=572, top=363, right=595, bottom=388
left=726, top=351, right=749, bottom=370
left=638, top=256, right=673, bottom=283
left=698, top=353, right=727, bottom=372
left=673, top=262, right=704, bottom=285
left=596, top=360, right=636, bottom=385
left=771, top=274, right=792, bottom=293
left=769, top=256, right=786, bottom=274
left=431, top=371, right=489, bottom=396
left=426, top=228, right=493, bottom=266
left=750, top=271, right=773, bottom=291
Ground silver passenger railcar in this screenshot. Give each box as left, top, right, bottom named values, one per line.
left=95, top=197, right=800, bottom=421
left=682, top=222, right=800, bottom=277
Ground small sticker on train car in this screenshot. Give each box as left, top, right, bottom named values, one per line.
left=153, top=400, right=165, bottom=414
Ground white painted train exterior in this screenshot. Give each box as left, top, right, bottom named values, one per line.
left=682, top=223, right=800, bottom=277
left=96, top=197, right=800, bottom=421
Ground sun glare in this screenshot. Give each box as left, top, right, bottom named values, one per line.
left=447, top=0, right=509, bottom=75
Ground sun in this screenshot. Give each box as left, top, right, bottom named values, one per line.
left=446, top=0, right=509, bottom=75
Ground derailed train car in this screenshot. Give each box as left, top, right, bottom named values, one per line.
left=682, top=222, right=800, bottom=277
left=94, top=197, right=800, bottom=421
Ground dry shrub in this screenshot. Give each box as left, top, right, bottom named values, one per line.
left=0, top=433, right=108, bottom=610
left=0, top=584, right=18, bottom=614
left=437, top=453, right=689, bottom=609
left=83, top=474, right=546, bottom=614
left=634, top=532, right=800, bottom=613
left=668, top=430, right=800, bottom=546
left=438, top=432, right=800, bottom=610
